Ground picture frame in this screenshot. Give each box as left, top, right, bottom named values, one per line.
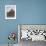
left=5, top=5, right=16, bottom=19
left=18, top=24, right=46, bottom=42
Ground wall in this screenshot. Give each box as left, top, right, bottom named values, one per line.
left=0, top=0, right=46, bottom=44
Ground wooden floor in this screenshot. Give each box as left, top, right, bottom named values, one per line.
left=0, top=41, right=46, bottom=46
left=19, top=39, right=46, bottom=46
left=0, top=44, right=18, bottom=46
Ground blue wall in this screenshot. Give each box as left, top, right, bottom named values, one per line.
left=0, top=0, right=46, bottom=44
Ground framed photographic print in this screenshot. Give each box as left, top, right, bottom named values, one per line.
left=5, top=5, right=16, bottom=19
left=18, top=24, right=46, bottom=42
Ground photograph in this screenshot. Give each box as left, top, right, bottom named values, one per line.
left=18, top=24, right=46, bottom=46
left=5, top=5, right=16, bottom=19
